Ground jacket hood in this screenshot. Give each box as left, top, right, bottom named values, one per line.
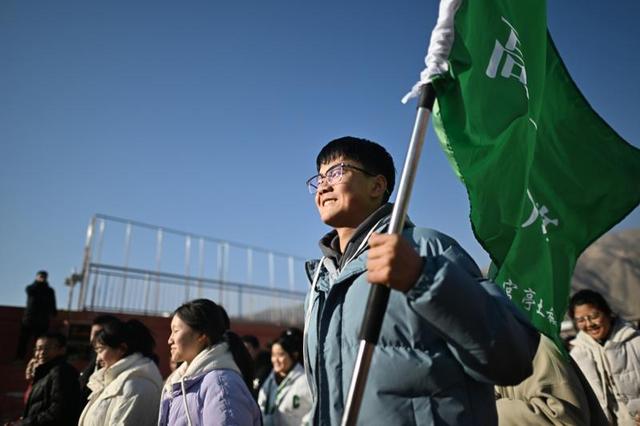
left=607, top=319, right=639, bottom=343
left=33, top=356, right=66, bottom=380
left=88, top=353, right=162, bottom=398
left=314, top=202, right=415, bottom=279
left=284, top=362, right=305, bottom=383
left=164, top=342, right=240, bottom=392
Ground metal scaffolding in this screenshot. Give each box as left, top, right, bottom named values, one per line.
left=70, top=214, right=307, bottom=325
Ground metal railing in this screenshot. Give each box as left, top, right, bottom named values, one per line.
left=85, top=264, right=305, bottom=324
left=72, top=214, right=308, bottom=325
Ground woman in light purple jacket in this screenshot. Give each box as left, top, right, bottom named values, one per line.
left=158, top=299, right=261, bottom=426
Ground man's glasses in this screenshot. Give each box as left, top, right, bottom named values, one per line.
left=306, top=163, right=376, bottom=194
left=574, top=311, right=602, bottom=325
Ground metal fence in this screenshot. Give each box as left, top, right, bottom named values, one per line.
left=71, top=214, right=307, bottom=325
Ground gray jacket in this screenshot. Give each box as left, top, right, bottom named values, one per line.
left=303, top=206, right=539, bottom=425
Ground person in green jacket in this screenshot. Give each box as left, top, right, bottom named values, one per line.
left=303, top=136, right=539, bottom=425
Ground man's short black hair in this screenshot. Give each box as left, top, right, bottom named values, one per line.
left=317, top=136, right=396, bottom=203
left=38, top=331, right=67, bottom=348
left=92, top=314, right=119, bottom=327
left=36, top=270, right=48, bottom=279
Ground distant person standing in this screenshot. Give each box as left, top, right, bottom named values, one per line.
left=16, top=270, right=57, bottom=360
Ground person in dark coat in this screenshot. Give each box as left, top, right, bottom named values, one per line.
left=242, top=334, right=272, bottom=399
left=77, top=314, right=119, bottom=410
left=16, top=271, right=57, bottom=360
left=7, top=332, right=80, bottom=426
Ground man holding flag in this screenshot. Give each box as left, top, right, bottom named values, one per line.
left=303, top=136, right=539, bottom=425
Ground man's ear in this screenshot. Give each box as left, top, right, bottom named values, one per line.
left=370, top=175, right=388, bottom=199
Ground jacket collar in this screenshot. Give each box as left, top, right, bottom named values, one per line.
left=164, top=342, right=240, bottom=393
left=88, top=353, right=138, bottom=394
left=285, top=363, right=305, bottom=383
left=34, top=356, right=66, bottom=381
left=607, top=318, right=639, bottom=343
left=88, top=353, right=159, bottom=399
left=318, top=203, right=394, bottom=269
left=312, top=203, right=414, bottom=290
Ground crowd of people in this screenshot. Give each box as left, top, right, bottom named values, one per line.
left=8, top=296, right=314, bottom=426
left=6, top=137, right=640, bottom=425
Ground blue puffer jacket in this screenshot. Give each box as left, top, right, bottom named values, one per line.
left=303, top=209, right=539, bottom=426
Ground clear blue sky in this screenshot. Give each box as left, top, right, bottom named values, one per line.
left=1, top=0, right=638, bottom=308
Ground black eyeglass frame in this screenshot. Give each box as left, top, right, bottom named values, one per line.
left=306, top=162, right=377, bottom=193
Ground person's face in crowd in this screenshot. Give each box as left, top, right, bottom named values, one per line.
left=35, top=273, right=46, bottom=283
left=574, top=303, right=612, bottom=342
left=271, top=343, right=295, bottom=378
left=89, top=324, right=103, bottom=344
left=34, top=337, right=64, bottom=364
left=94, top=342, right=126, bottom=369
left=168, top=315, right=208, bottom=364
left=314, top=158, right=385, bottom=229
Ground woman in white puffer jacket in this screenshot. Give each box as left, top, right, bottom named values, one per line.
left=568, top=289, right=640, bottom=426
left=79, top=319, right=163, bottom=426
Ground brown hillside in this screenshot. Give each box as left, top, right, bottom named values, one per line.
left=572, top=229, right=640, bottom=321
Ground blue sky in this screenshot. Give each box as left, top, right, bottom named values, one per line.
left=1, top=0, right=638, bottom=308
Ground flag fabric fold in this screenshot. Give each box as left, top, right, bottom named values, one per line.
left=408, top=0, right=640, bottom=341
left=401, top=0, right=461, bottom=104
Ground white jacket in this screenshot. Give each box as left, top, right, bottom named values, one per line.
left=258, top=363, right=312, bottom=426
left=79, top=353, right=163, bottom=426
left=570, top=319, right=640, bottom=426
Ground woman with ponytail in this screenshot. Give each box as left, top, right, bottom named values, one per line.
left=158, top=298, right=261, bottom=426
left=78, top=319, right=163, bottom=426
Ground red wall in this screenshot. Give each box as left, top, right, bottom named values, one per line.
left=0, top=305, right=293, bottom=375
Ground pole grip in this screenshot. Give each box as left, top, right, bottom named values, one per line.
left=418, top=83, right=436, bottom=110
left=358, top=285, right=391, bottom=342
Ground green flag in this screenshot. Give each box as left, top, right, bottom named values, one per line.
left=407, top=0, right=640, bottom=341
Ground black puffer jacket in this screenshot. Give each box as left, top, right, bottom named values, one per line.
left=23, top=357, right=80, bottom=426
left=23, top=280, right=57, bottom=326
